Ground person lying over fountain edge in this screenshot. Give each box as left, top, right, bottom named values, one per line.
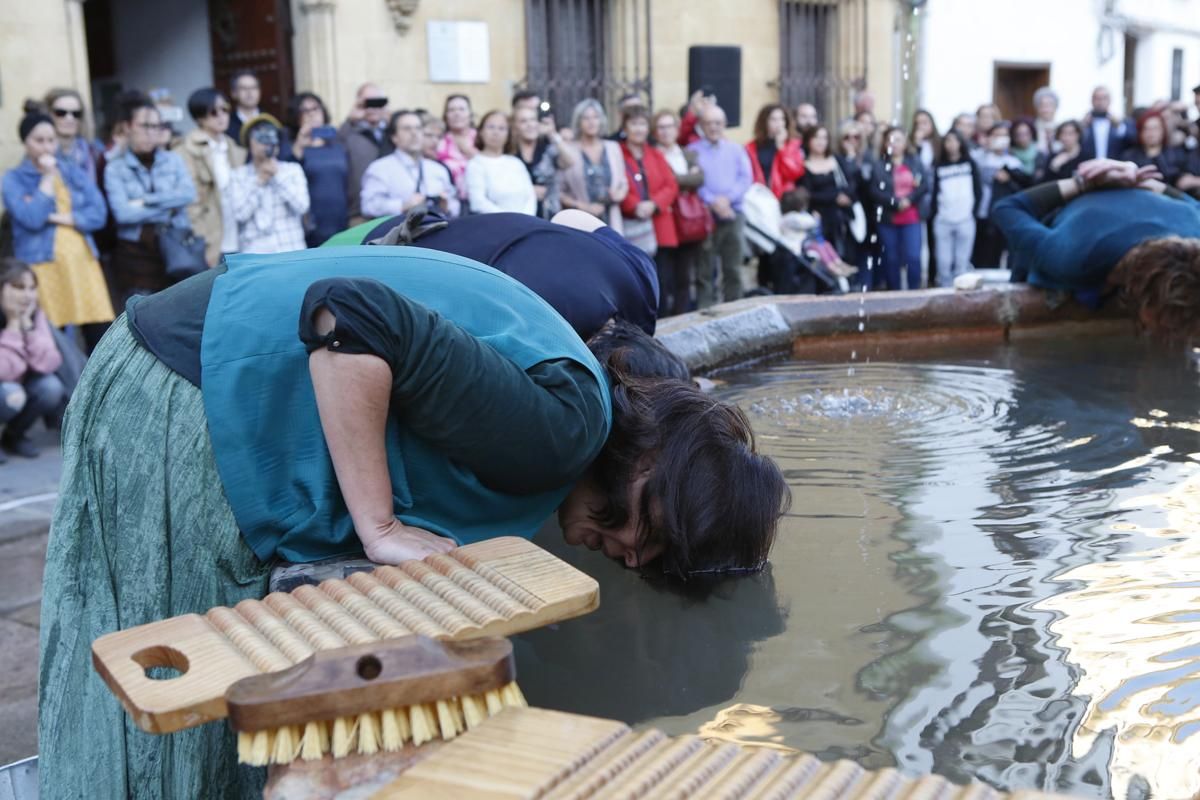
left=992, top=158, right=1200, bottom=340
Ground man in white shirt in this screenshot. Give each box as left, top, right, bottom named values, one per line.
left=361, top=110, right=460, bottom=218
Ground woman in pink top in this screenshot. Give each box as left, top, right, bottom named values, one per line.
left=0, top=258, right=64, bottom=461
left=436, top=94, right=477, bottom=204
left=868, top=126, right=930, bottom=290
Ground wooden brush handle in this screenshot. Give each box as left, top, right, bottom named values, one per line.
left=225, top=636, right=514, bottom=732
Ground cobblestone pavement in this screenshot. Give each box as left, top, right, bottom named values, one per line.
left=0, top=425, right=61, bottom=766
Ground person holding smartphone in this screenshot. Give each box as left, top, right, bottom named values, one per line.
left=338, top=83, right=390, bottom=223
left=288, top=92, right=350, bottom=246
left=230, top=114, right=310, bottom=253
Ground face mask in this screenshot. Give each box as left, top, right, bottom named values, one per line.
left=990, top=136, right=1010, bottom=152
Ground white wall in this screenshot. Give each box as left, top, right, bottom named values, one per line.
left=1132, top=30, right=1200, bottom=106
left=918, top=0, right=1126, bottom=127
left=109, top=0, right=214, bottom=131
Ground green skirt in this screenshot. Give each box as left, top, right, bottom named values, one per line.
left=38, top=316, right=270, bottom=799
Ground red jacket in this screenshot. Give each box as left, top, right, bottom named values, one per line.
left=746, top=138, right=806, bottom=199
left=619, top=143, right=680, bottom=249
left=677, top=110, right=702, bottom=147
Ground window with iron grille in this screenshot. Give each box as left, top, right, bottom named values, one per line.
left=523, top=0, right=651, bottom=130
left=778, top=0, right=867, bottom=124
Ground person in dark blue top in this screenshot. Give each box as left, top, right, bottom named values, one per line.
left=325, top=209, right=660, bottom=342
left=286, top=92, right=350, bottom=246
left=992, top=157, right=1200, bottom=340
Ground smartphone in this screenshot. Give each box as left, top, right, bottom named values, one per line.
left=310, top=125, right=336, bottom=141
left=363, top=97, right=388, bottom=109
left=538, top=101, right=553, bottom=121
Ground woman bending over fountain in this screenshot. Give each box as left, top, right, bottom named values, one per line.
left=992, top=158, right=1200, bottom=339
left=39, top=243, right=788, bottom=797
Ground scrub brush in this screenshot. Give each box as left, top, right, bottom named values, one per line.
left=225, top=635, right=525, bottom=766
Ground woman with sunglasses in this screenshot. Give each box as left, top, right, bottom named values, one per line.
left=174, top=88, right=246, bottom=267
left=43, top=88, right=101, bottom=185
left=3, top=105, right=114, bottom=351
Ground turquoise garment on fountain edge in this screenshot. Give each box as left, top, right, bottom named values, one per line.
left=200, top=245, right=612, bottom=563
left=993, top=188, right=1200, bottom=291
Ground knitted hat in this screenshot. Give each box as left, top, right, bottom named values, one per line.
left=239, top=112, right=284, bottom=148
left=18, top=111, right=53, bottom=141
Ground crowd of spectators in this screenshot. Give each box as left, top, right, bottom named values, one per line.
left=2, top=74, right=1200, bottom=460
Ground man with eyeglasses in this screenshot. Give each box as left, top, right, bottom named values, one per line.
left=361, top=109, right=459, bottom=220
left=226, top=70, right=262, bottom=145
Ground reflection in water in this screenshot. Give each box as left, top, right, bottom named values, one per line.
left=1041, top=470, right=1200, bottom=800
left=516, top=335, right=1200, bottom=799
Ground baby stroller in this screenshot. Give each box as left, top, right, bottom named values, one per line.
left=741, top=184, right=850, bottom=295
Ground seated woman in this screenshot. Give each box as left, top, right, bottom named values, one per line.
left=0, top=259, right=64, bottom=460
left=39, top=243, right=788, bottom=796
left=992, top=158, right=1200, bottom=339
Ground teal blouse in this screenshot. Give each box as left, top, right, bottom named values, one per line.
left=200, top=246, right=612, bottom=563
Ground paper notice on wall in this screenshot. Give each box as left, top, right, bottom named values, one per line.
left=427, top=21, right=490, bottom=83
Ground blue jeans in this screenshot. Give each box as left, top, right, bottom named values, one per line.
left=0, top=373, right=64, bottom=439
left=878, top=222, right=923, bottom=291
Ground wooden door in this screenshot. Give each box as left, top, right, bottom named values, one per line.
left=208, top=0, right=295, bottom=118
left=993, top=63, right=1050, bottom=121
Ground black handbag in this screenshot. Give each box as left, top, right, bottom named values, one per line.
left=157, top=224, right=207, bottom=281
left=132, top=163, right=208, bottom=281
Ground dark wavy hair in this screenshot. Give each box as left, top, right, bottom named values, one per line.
left=800, top=125, right=831, bottom=159
left=1109, top=236, right=1200, bottom=341
left=587, top=319, right=689, bottom=383
left=286, top=91, right=330, bottom=135
left=1055, top=119, right=1083, bottom=143
left=752, top=104, right=796, bottom=146
left=909, top=108, right=941, bottom=162
left=937, top=129, right=971, bottom=165
left=586, top=327, right=790, bottom=578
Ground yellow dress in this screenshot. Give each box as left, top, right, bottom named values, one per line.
left=29, top=176, right=115, bottom=327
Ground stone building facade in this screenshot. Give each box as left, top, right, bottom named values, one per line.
left=0, top=0, right=905, bottom=170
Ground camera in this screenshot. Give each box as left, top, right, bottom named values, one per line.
left=249, top=124, right=280, bottom=159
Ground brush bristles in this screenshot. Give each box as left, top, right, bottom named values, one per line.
left=235, top=681, right=528, bottom=766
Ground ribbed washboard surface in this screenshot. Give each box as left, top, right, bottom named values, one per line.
left=91, top=538, right=598, bottom=734
left=377, top=707, right=1075, bottom=800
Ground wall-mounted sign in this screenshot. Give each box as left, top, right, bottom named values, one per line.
left=427, top=21, right=490, bottom=83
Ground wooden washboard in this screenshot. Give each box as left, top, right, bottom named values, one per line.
left=91, top=538, right=597, bottom=734
left=374, top=707, right=1073, bottom=800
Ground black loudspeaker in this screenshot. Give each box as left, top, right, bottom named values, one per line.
left=688, top=46, right=742, bottom=127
